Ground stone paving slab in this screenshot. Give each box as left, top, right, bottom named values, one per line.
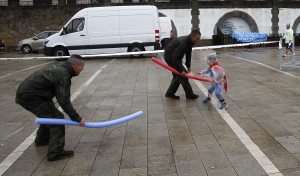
left=227, top=154, right=267, bottom=176
left=148, top=155, right=176, bottom=175
left=176, top=159, right=207, bottom=176
left=0, top=47, right=300, bottom=176
left=261, top=145, right=299, bottom=170
left=198, top=147, right=233, bottom=171
left=275, top=136, right=300, bottom=154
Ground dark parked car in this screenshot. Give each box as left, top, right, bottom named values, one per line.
left=0, top=39, right=5, bottom=50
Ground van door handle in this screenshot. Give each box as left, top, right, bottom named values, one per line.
left=80, top=34, right=85, bottom=36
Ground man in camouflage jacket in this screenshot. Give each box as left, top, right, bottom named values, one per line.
left=15, top=55, right=86, bottom=161
left=164, top=29, right=201, bottom=100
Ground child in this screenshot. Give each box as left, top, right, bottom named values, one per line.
left=197, top=52, right=228, bottom=109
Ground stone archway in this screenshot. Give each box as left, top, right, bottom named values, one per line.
left=213, top=10, right=258, bottom=35
left=292, top=15, right=300, bottom=34
left=159, top=12, right=178, bottom=38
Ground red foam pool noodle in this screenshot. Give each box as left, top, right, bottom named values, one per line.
left=152, top=57, right=210, bottom=82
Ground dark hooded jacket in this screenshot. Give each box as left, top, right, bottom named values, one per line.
left=164, top=34, right=195, bottom=73
left=16, top=62, right=82, bottom=122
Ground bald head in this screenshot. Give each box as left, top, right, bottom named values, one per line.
left=68, top=55, right=84, bottom=66
left=68, top=55, right=85, bottom=76
left=286, top=23, right=290, bottom=29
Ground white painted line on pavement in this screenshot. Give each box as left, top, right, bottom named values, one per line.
left=192, top=75, right=283, bottom=176
left=0, top=61, right=54, bottom=80
left=226, top=54, right=300, bottom=79
left=0, top=61, right=113, bottom=176
left=2, top=127, right=24, bottom=141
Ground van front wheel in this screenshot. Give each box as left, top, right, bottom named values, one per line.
left=128, top=44, right=144, bottom=58
left=53, top=47, right=68, bottom=61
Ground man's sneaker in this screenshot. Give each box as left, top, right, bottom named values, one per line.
left=165, top=93, right=180, bottom=99
left=282, top=54, right=287, bottom=57
left=202, top=97, right=211, bottom=103
left=35, top=141, right=49, bottom=147
left=48, top=150, right=74, bottom=161
left=186, top=94, right=199, bottom=100
left=293, top=53, right=296, bottom=57
left=220, top=103, right=228, bottom=109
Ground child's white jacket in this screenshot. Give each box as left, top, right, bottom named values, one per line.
left=201, top=62, right=227, bottom=91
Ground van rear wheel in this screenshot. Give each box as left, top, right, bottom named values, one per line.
left=129, top=44, right=144, bottom=58
left=53, top=47, right=68, bottom=61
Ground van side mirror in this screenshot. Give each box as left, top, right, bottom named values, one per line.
left=33, top=37, right=38, bottom=40
left=62, top=27, right=67, bottom=35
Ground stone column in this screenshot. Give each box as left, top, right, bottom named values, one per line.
left=9, top=0, right=19, bottom=5
left=104, top=0, right=111, bottom=6
left=58, top=0, right=66, bottom=5
left=233, top=0, right=239, bottom=7
left=191, top=0, right=199, bottom=31
left=271, top=0, right=279, bottom=36
left=148, top=0, right=155, bottom=5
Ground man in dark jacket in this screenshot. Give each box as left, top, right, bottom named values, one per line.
left=164, top=29, right=201, bottom=100
left=15, top=55, right=86, bottom=161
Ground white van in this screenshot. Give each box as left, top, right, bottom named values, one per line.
left=44, top=5, right=161, bottom=57
left=159, top=17, right=173, bottom=48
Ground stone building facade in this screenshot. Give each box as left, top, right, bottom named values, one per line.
left=1, top=0, right=300, bottom=50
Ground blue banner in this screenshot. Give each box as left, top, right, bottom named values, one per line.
left=232, top=32, right=267, bottom=42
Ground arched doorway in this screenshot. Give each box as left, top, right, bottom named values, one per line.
left=220, top=17, right=252, bottom=35
left=213, top=10, right=258, bottom=44
left=292, top=16, right=300, bottom=45
left=292, top=16, right=300, bottom=35
left=214, top=10, right=258, bottom=35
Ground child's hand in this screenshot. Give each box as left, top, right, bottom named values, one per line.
left=210, top=79, right=214, bottom=83
left=196, top=71, right=202, bottom=74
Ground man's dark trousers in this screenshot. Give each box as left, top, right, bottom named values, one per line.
left=16, top=93, right=65, bottom=160
left=164, top=59, right=194, bottom=97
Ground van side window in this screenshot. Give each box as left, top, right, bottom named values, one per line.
left=77, top=20, right=85, bottom=32
left=66, top=18, right=85, bottom=34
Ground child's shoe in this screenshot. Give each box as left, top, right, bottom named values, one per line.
left=202, top=97, right=211, bottom=103
left=220, top=100, right=228, bottom=109
left=220, top=103, right=228, bottom=109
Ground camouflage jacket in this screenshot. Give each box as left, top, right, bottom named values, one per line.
left=16, top=62, right=82, bottom=122
left=164, top=35, right=194, bottom=73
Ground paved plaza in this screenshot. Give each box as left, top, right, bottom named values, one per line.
left=0, top=46, right=300, bottom=176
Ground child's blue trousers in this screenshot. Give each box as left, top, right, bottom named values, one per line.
left=208, top=82, right=224, bottom=102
